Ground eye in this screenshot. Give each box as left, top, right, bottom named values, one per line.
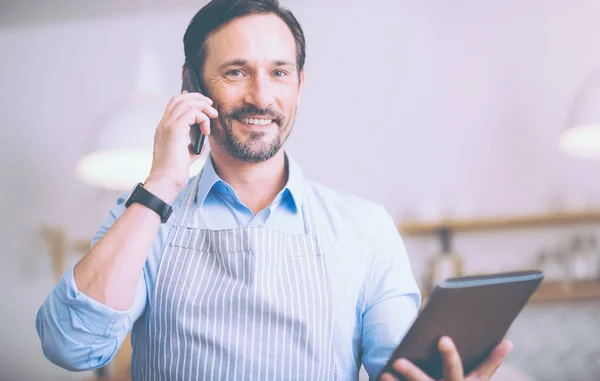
left=225, top=69, right=244, bottom=77
left=273, top=70, right=288, bottom=77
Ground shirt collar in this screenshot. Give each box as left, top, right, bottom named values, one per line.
left=195, top=152, right=305, bottom=212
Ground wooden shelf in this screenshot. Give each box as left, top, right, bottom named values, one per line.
left=398, top=210, right=600, bottom=235
left=530, top=281, right=600, bottom=303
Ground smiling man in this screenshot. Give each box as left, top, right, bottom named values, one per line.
left=35, top=0, right=511, bottom=380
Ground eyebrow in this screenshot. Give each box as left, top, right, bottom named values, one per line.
left=218, top=59, right=295, bottom=70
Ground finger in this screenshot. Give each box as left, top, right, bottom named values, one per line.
left=165, top=92, right=213, bottom=115
left=164, top=95, right=182, bottom=116
left=178, top=90, right=212, bottom=104
left=439, top=336, right=464, bottom=381
left=393, top=358, right=435, bottom=381
left=163, top=101, right=216, bottom=129
left=171, top=114, right=208, bottom=159
left=173, top=108, right=210, bottom=133
left=379, top=372, right=399, bottom=381
left=163, top=101, right=195, bottom=128
left=188, top=92, right=213, bottom=104
left=198, top=116, right=211, bottom=135
left=180, top=91, right=213, bottom=105
left=186, top=105, right=215, bottom=136
left=186, top=99, right=219, bottom=118
left=195, top=109, right=212, bottom=136
left=467, top=340, right=513, bottom=380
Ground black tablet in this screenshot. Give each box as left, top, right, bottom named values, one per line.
left=378, top=270, right=544, bottom=380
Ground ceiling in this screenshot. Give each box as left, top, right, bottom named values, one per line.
left=0, top=0, right=204, bottom=28
left=0, top=0, right=301, bottom=28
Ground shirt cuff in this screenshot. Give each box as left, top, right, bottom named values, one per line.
left=57, top=266, right=132, bottom=338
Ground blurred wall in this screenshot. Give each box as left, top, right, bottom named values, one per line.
left=2, top=0, right=600, bottom=380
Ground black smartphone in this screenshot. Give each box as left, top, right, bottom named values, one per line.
left=378, top=270, right=544, bottom=380
left=181, top=67, right=206, bottom=155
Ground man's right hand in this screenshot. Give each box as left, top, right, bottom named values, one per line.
left=70, top=95, right=217, bottom=314
left=144, top=91, right=218, bottom=203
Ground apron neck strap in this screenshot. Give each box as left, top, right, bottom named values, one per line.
left=172, top=168, right=203, bottom=227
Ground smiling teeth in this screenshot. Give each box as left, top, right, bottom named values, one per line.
left=241, top=118, right=272, bottom=126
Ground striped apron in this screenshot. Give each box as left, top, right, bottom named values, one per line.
left=136, top=171, right=338, bottom=380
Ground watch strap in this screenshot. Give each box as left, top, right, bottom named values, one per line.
left=125, top=183, right=173, bottom=223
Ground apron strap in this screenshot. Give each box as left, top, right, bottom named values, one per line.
left=301, top=186, right=317, bottom=236
left=172, top=168, right=203, bottom=228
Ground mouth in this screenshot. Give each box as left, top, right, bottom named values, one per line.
left=234, top=117, right=277, bottom=128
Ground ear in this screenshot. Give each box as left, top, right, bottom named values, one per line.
left=181, top=66, right=186, bottom=81
left=297, top=69, right=306, bottom=103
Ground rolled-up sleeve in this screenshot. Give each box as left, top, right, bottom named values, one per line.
left=35, top=197, right=147, bottom=371
left=361, top=206, right=422, bottom=379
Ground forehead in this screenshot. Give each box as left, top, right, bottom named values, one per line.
left=204, top=13, right=297, bottom=66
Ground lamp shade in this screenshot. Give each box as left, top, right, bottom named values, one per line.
left=560, top=70, right=600, bottom=159
left=76, top=45, right=208, bottom=191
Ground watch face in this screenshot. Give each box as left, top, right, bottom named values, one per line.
left=125, top=183, right=142, bottom=206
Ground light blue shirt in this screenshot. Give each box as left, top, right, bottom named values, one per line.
left=36, top=154, right=421, bottom=380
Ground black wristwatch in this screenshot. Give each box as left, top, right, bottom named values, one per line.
left=124, top=183, right=173, bottom=223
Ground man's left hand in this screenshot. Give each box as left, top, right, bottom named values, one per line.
left=380, top=337, right=513, bottom=381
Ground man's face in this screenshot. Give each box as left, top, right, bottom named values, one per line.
left=202, top=13, right=304, bottom=163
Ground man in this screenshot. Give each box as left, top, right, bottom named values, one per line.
left=36, top=0, right=512, bottom=380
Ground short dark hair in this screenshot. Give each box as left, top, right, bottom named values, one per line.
left=183, top=0, right=306, bottom=78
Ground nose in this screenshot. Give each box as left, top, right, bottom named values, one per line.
left=243, top=73, right=274, bottom=110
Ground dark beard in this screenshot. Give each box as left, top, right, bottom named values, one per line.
left=213, top=104, right=293, bottom=163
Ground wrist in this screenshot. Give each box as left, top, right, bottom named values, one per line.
left=125, top=182, right=174, bottom=223
left=142, top=176, right=182, bottom=204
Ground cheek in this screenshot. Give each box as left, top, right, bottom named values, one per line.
left=277, top=87, right=300, bottom=113
left=210, top=85, right=245, bottom=110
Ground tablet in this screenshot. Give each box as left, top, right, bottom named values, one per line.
left=378, top=270, right=544, bottom=380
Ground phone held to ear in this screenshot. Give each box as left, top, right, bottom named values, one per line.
left=378, top=270, right=544, bottom=381
left=181, top=68, right=206, bottom=155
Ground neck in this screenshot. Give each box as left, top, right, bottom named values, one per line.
left=209, top=148, right=288, bottom=214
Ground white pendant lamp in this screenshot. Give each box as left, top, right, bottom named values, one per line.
left=560, top=70, right=600, bottom=159
left=76, top=44, right=208, bottom=192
